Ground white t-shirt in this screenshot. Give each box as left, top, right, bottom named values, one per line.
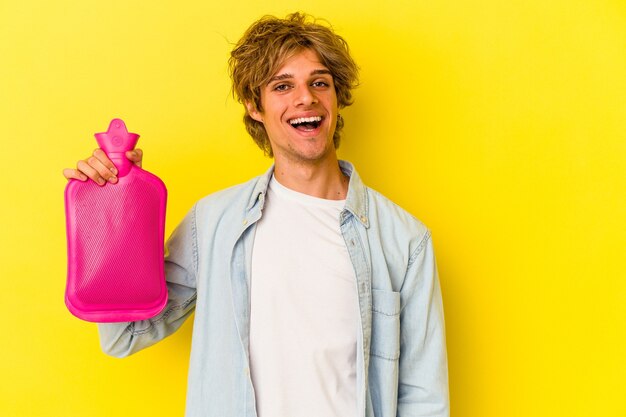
left=249, top=175, right=358, bottom=417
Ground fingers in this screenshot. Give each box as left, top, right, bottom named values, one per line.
left=126, top=148, right=143, bottom=168
left=92, top=148, right=118, bottom=174
left=64, top=147, right=143, bottom=185
left=75, top=158, right=116, bottom=186
left=66, top=148, right=118, bottom=186
left=63, top=168, right=87, bottom=182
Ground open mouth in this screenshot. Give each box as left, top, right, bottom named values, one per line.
left=288, top=116, right=323, bottom=132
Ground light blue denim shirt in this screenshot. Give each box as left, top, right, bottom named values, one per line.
left=98, top=161, right=449, bottom=417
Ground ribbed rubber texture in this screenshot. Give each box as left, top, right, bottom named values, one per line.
left=65, top=167, right=167, bottom=322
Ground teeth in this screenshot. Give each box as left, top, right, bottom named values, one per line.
left=289, top=116, right=322, bottom=125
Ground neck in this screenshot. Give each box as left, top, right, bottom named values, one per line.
left=272, top=156, right=349, bottom=200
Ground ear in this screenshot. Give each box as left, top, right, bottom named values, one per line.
left=245, top=101, right=263, bottom=123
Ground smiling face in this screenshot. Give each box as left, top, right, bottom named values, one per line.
left=247, top=49, right=339, bottom=166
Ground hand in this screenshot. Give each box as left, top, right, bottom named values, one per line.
left=63, top=148, right=143, bottom=185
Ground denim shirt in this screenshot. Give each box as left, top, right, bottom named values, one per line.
left=98, top=161, right=449, bottom=417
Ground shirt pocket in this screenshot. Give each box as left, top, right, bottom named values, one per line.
left=370, top=289, right=401, bottom=361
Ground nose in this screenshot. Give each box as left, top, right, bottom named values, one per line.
left=293, top=84, right=318, bottom=106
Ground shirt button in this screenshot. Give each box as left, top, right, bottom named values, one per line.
left=360, top=215, right=367, bottom=223
left=243, top=219, right=248, bottom=225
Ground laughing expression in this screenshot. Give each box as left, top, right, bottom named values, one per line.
left=247, top=48, right=339, bottom=165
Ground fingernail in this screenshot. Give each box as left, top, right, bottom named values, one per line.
left=97, top=178, right=105, bottom=185
left=110, top=167, right=118, bottom=175
left=108, top=176, right=117, bottom=183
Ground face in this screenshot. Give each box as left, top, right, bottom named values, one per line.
left=247, top=49, right=338, bottom=165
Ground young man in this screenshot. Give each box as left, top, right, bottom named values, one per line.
left=63, top=12, right=449, bottom=417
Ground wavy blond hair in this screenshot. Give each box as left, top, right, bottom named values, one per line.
left=229, top=12, right=359, bottom=156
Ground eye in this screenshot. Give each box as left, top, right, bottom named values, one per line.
left=312, top=80, right=330, bottom=88
left=273, top=83, right=291, bottom=92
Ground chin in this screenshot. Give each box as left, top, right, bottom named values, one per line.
left=290, top=142, right=336, bottom=163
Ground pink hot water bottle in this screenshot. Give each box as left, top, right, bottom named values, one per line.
left=64, top=119, right=168, bottom=322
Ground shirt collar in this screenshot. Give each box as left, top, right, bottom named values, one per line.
left=339, top=160, right=369, bottom=227
left=246, top=164, right=274, bottom=211
left=246, top=160, right=369, bottom=228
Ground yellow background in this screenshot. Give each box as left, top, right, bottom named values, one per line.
left=1, top=0, right=624, bottom=416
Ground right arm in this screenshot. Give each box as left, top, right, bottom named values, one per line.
left=64, top=148, right=197, bottom=357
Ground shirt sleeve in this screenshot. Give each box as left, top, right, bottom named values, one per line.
left=96, top=204, right=198, bottom=358
left=397, top=231, right=450, bottom=416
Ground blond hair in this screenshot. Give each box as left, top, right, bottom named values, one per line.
left=229, top=12, right=359, bottom=156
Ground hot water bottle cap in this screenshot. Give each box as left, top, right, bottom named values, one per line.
left=95, top=119, right=140, bottom=153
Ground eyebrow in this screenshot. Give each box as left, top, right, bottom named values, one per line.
left=267, top=69, right=332, bottom=84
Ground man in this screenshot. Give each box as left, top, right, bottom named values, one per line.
left=63, top=12, right=449, bottom=417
